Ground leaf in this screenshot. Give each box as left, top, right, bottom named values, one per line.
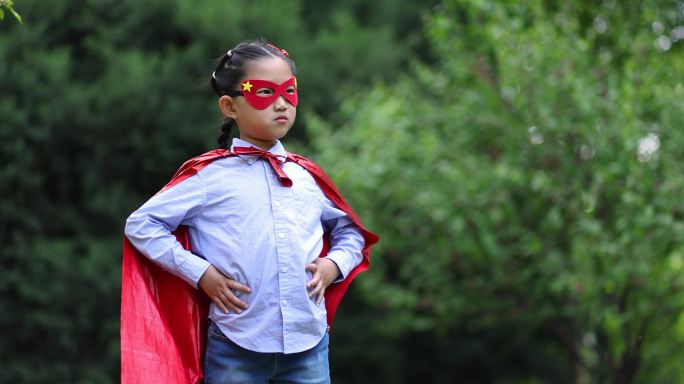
left=9, top=6, right=22, bottom=24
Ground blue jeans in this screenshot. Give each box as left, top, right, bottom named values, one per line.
left=204, top=321, right=330, bottom=384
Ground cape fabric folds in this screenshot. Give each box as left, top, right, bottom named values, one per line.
left=120, top=149, right=379, bottom=384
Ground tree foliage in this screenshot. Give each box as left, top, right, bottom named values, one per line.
left=0, top=0, right=434, bottom=382
left=3, top=0, right=684, bottom=382
left=309, top=0, right=684, bottom=382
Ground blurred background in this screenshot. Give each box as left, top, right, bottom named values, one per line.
left=2, top=0, right=684, bottom=382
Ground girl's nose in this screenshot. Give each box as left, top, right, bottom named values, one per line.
left=273, top=96, right=288, bottom=110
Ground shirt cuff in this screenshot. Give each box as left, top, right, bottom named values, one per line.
left=177, top=251, right=212, bottom=289
left=324, top=250, right=355, bottom=282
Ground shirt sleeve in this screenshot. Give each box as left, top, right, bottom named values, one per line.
left=124, top=173, right=212, bottom=288
left=320, top=199, right=365, bottom=282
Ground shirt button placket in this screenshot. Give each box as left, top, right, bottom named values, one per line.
left=268, top=169, right=294, bottom=351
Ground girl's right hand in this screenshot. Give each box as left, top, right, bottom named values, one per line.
left=198, top=265, right=251, bottom=314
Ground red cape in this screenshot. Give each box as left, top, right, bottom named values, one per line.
left=121, top=149, right=379, bottom=384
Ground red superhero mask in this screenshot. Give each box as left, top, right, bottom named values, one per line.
left=238, top=76, right=298, bottom=110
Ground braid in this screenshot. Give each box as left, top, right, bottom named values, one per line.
left=217, top=118, right=234, bottom=149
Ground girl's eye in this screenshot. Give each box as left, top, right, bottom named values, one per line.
left=256, top=88, right=274, bottom=96
left=286, top=87, right=296, bottom=94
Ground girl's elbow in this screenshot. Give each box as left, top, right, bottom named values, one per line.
left=124, top=213, right=145, bottom=240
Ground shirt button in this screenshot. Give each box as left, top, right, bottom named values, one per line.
left=280, top=266, right=288, bottom=273
left=281, top=299, right=288, bottom=306
left=274, top=201, right=281, bottom=207
left=278, top=233, right=286, bottom=239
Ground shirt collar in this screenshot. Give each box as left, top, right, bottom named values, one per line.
left=230, top=138, right=287, bottom=157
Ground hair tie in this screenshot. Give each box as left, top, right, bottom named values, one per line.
left=267, top=43, right=289, bottom=57
left=226, top=49, right=233, bottom=59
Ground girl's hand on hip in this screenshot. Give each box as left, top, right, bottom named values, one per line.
left=199, top=265, right=251, bottom=314
left=305, top=258, right=340, bottom=305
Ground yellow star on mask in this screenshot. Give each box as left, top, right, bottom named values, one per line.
left=241, top=81, right=253, bottom=92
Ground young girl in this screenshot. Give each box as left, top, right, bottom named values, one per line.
left=120, top=40, right=378, bottom=384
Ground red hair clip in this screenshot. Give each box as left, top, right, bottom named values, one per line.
left=267, top=43, right=289, bottom=57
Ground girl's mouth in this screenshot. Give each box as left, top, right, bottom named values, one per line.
left=274, top=116, right=288, bottom=123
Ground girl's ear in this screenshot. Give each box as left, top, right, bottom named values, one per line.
left=218, top=96, right=238, bottom=119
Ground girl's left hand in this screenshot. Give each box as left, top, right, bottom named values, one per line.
left=305, top=258, right=340, bottom=305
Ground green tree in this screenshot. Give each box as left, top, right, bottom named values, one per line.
left=310, top=0, right=684, bottom=382
left=0, top=0, right=436, bottom=382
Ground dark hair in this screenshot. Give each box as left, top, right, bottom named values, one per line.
left=211, top=39, right=297, bottom=149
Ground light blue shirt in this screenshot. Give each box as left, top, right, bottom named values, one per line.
left=125, top=138, right=364, bottom=354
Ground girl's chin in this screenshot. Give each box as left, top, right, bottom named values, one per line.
left=271, top=125, right=292, bottom=136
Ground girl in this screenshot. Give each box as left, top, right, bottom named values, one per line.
left=121, top=40, right=378, bottom=384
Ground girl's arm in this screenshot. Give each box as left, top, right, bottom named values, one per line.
left=320, top=206, right=365, bottom=281
left=305, top=205, right=364, bottom=304
left=124, top=174, right=211, bottom=288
